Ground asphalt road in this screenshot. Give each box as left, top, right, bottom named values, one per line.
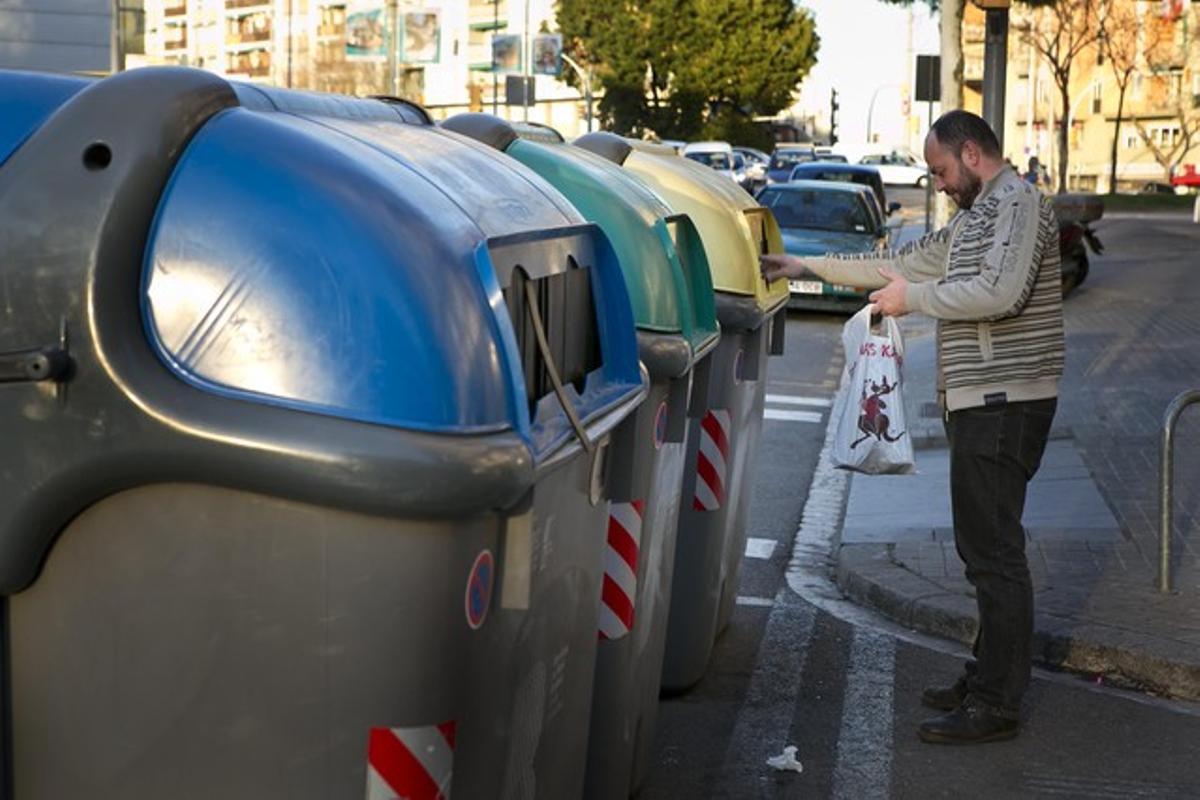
left=638, top=194, right=1200, bottom=799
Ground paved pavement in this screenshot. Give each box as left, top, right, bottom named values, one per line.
left=831, top=214, right=1200, bottom=702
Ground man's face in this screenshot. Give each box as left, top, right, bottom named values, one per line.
left=924, top=134, right=983, bottom=210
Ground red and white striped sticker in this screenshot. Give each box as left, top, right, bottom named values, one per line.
left=366, top=722, right=456, bottom=800
left=598, top=500, right=645, bottom=640
left=693, top=409, right=731, bottom=511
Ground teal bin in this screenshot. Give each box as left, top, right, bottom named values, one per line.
left=441, top=114, right=720, bottom=799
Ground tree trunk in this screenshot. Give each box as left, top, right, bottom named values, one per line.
left=936, top=0, right=965, bottom=225
left=1109, top=84, right=1126, bottom=195
left=1057, top=80, right=1070, bottom=192
left=940, top=0, right=965, bottom=113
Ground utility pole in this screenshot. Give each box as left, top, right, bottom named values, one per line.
left=976, top=0, right=1010, bottom=150
left=829, top=88, right=840, bottom=145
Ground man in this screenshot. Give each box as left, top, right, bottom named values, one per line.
left=761, top=110, right=1063, bottom=744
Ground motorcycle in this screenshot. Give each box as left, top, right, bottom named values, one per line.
left=1051, top=193, right=1105, bottom=297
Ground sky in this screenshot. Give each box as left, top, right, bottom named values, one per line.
left=792, top=0, right=941, bottom=149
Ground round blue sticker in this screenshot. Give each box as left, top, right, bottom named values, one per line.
left=465, top=549, right=495, bottom=630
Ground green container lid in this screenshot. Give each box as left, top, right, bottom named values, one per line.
left=442, top=114, right=719, bottom=359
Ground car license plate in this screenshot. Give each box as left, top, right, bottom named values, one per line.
left=788, top=280, right=823, bottom=295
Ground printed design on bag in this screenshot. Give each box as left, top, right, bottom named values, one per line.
left=366, top=722, right=456, bottom=800
left=852, top=375, right=906, bottom=449
left=693, top=409, right=731, bottom=511
left=599, top=500, right=645, bottom=640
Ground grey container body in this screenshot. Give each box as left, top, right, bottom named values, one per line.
left=660, top=294, right=784, bottom=692
left=0, top=67, right=643, bottom=799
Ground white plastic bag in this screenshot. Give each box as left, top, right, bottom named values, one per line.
left=831, top=305, right=915, bottom=475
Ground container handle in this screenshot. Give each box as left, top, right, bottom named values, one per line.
left=522, top=280, right=595, bottom=455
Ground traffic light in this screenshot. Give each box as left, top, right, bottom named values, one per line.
left=830, top=88, right=840, bottom=146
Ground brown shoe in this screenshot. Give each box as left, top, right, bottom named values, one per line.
left=918, top=697, right=1018, bottom=745
left=920, top=677, right=968, bottom=711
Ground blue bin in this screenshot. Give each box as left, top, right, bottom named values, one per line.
left=0, top=68, right=644, bottom=799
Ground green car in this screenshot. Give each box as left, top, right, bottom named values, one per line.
left=757, top=180, right=890, bottom=312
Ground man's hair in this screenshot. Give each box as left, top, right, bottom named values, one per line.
left=929, top=110, right=1001, bottom=159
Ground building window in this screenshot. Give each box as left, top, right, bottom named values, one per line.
left=1133, top=74, right=1143, bottom=100
left=1123, top=127, right=1139, bottom=149
left=1092, top=81, right=1102, bottom=114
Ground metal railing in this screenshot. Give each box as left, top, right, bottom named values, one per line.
left=1159, top=389, right=1200, bottom=592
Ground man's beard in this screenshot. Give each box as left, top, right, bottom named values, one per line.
left=951, top=163, right=984, bottom=209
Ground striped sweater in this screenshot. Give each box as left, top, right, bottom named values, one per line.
left=803, top=167, right=1064, bottom=411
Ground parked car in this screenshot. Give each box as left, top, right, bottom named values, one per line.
left=767, top=144, right=818, bottom=183
left=1139, top=181, right=1177, bottom=195
left=857, top=149, right=929, bottom=187
left=787, top=162, right=900, bottom=219
left=734, top=146, right=770, bottom=193
left=683, top=141, right=748, bottom=190
left=813, top=146, right=848, bottom=163
left=757, top=180, right=889, bottom=310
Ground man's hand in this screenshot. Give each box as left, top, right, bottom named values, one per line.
left=759, top=253, right=804, bottom=284
left=868, top=266, right=910, bottom=317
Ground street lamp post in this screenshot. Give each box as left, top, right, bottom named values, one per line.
left=560, top=52, right=593, bottom=132
left=867, top=83, right=902, bottom=144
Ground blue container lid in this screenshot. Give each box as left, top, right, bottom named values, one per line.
left=138, top=85, right=640, bottom=458
left=0, top=71, right=89, bottom=168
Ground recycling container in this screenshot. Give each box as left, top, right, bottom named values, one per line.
left=577, top=133, right=789, bottom=692
left=440, top=114, right=721, bottom=799
left=0, top=68, right=645, bottom=800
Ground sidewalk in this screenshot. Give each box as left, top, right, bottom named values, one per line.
left=830, top=259, right=1200, bottom=702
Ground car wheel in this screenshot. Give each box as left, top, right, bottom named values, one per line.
left=916, top=175, right=928, bottom=188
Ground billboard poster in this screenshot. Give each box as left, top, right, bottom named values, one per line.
left=531, top=34, right=562, bottom=76
left=491, top=33, right=522, bottom=73
left=346, top=0, right=388, bottom=62
left=402, top=10, right=440, bottom=63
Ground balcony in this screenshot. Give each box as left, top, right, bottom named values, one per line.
left=226, top=0, right=272, bottom=13
left=468, top=0, right=508, bottom=28
left=227, top=28, right=272, bottom=44
left=963, top=22, right=985, bottom=44
left=964, top=54, right=984, bottom=86
left=164, top=3, right=187, bottom=17
left=164, top=35, right=189, bottom=51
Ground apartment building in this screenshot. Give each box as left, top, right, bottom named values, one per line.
left=963, top=1, right=1200, bottom=192
left=141, top=0, right=594, bottom=137
left=0, top=0, right=147, bottom=73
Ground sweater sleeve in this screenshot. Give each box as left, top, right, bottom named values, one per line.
left=803, top=222, right=954, bottom=289
left=905, top=188, right=1045, bottom=321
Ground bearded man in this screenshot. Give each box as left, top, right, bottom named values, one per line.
left=761, top=110, right=1064, bottom=744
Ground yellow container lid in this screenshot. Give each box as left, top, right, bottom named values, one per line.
left=615, top=140, right=788, bottom=311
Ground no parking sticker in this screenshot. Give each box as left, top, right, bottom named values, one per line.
left=465, top=549, right=494, bottom=630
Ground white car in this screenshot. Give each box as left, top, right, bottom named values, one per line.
left=682, top=141, right=748, bottom=189
left=856, top=150, right=929, bottom=187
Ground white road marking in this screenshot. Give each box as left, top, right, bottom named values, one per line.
left=716, top=589, right=817, bottom=794
left=832, top=629, right=895, bottom=800
left=765, top=393, right=833, bottom=408
left=735, top=596, right=776, bottom=607
left=764, top=409, right=824, bottom=423
left=744, top=537, right=777, bottom=559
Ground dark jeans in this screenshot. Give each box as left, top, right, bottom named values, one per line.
left=945, top=398, right=1056, bottom=719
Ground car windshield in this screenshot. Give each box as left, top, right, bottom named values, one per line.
left=759, top=189, right=872, bottom=234
left=686, top=152, right=731, bottom=170
left=770, top=151, right=815, bottom=169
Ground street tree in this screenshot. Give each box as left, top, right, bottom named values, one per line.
left=1100, top=0, right=1169, bottom=194
left=1021, top=0, right=1104, bottom=191
left=556, top=0, right=818, bottom=147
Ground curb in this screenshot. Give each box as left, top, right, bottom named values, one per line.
left=835, top=545, right=1200, bottom=703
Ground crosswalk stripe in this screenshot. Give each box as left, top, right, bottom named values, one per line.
left=744, top=537, right=777, bottom=559
left=765, top=394, right=833, bottom=408
left=832, top=629, right=895, bottom=800
left=764, top=409, right=824, bottom=423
